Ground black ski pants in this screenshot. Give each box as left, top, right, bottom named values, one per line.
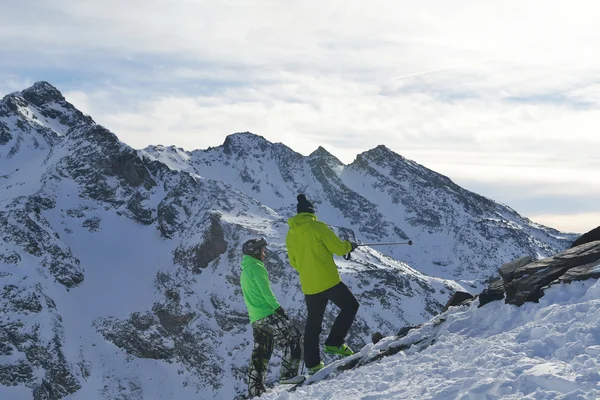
left=304, top=281, right=359, bottom=368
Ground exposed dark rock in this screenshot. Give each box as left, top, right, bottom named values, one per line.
left=156, top=173, right=200, bottom=238
left=503, top=241, right=600, bottom=306
left=20, top=81, right=67, bottom=108
left=66, top=207, right=88, bottom=218
left=210, top=295, right=249, bottom=333
left=498, top=255, right=535, bottom=283
left=0, top=253, right=21, bottom=265
left=571, top=226, right=600, bottom=248
left=558, top=262, right=600, bottom=283
left=0, top=123, right=12, bottom=144
left=173, top=213, right=228, bottom=273
left=478, top=277, right=505, bottom=307
left=223, top=132, right=269, bottom=156
left=442, top=291, right=475, bottom=312
left=154, top=308, right=195, bottom=335
left=2, top=284, right=43, bottom=313
left=81, top=217, right=101, bottom=232
left=95, top=313, right=174, bottom=360
left=19, top=81, right=94, bottom=129
left=0, top=361, right=34, bottom=386
left=125, top=192, right=154, bottom=225
left=308, top=152, right=399, bottom=240
left=372, top=332, right=384, bottom=344
left=95, top=310, right=224, bottom=391
left=397, top=325, right=421, bottom=338
left=0, top=206, right=83, bottom=288
left=0, top=280, right=80, bottom=399
left=55, top=125, right=156, bottom=213
left=33, top=360, right=82, bottom=400
left=28, top=196, right=56, bottom=212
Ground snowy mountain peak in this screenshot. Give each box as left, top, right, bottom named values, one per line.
left=356, top=144, right=409, bottom=166
left=19, top=81, right=66, bottom=107
left=0, top=81, right=94, bottom=148
left=309, top=145, right=343, bottom=165
left=0, top=82, right=582, bottom=400
left=222, top=131, right=271, bottom=155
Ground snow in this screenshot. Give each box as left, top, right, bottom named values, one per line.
left=261, top=280, right=600, bottom=400
left=0, top=386, right=31, bottom=400
left=142, top=134, right=576, bottom=282
left=0, top=87, right=590, bottom=399
left=18, top=102, right=71, bottom=136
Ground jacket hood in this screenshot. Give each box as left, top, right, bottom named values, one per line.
left=287, top=212, right=318, bottom=229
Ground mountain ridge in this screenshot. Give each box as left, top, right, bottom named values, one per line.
left=0, top=81, right=578, bottom=399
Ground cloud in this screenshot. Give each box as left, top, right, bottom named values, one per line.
left=529, top=213, right=600, bottom=235
left=2, top=0, right=600, bottom=232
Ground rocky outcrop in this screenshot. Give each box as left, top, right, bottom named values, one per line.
left=442, top=291, right=474, bottom=312
left=48, top=125, right=157, bottom=220
left=453, top=241, right=600, bottom=309
left=0, top=282, right=81, bottom=399
left=502, top=241, right=600, bottom=306
left=477, top=277, right=505, bottom=308
left=95, top=312, right=175, bottom=360
left=0, top=198, right=83, bottom=288
left=571, top=226, right=600, bottom=248
left=173, top=213, right=228, bottom=274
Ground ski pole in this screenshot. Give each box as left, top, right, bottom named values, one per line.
left=343, top=240, right=413, bottom=259
left=359, top=240, right=413, bottom=247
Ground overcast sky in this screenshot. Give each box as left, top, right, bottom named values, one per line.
left=1, top=0, right=598, bottom=233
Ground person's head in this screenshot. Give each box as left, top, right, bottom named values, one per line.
left=242, top=237, right=268, bottom=261
left=296, top=194, right=315, bottom=214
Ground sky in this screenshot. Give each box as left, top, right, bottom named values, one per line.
left=1, top=0, right=599, bottom=233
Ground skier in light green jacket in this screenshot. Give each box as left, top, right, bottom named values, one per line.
left=286, top=194, right=359, bottom=375
left=240, top=237, right=304, bottom=398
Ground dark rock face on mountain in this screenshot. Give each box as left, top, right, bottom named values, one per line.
left=0, top=82, right=580, bottom=399
left=571, top=226, right=600, bottom=248
left=1, top=196, right=84, bottom=288
left=19, top=82, right=93, bottom=128
left=0, top=281, right=81, bottom=399
left=0, top=81, right=93, bottom=159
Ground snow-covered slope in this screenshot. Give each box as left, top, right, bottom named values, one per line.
left=0, top=82, right=579, bottom=399
left=265, top=278, right=600, bottom=399
left=142, top=133, right=574, bottom=280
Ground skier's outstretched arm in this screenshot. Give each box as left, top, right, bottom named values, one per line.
left=318, top=222, right=352, bottom=256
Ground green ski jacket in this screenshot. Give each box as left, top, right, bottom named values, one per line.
left=286, top=213, right=352, bottom=295
left=240, top=254, right=280, bottom=323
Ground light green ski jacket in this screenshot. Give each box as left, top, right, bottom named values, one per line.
left=286, top=213, right=352, bottom=295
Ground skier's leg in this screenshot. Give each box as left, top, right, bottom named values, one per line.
left=270, top=314, right=303, bottom=380
left=304, top=292, right=328, bottom=369
left=247, top=319, right=274, bottom=397
left=324, top=282, right=359, bottom=347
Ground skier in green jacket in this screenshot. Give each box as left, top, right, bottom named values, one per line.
left=240, top=237, right=304, bottom=398
left=286, top=194, right=359, bottom=375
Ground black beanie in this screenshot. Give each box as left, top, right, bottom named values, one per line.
left=296, top=194, right=315, bottom=214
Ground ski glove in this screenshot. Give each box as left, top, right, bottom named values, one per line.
left=275, top=306, right=289, bottom=320
left=343, top=241, right=359, bottom=260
